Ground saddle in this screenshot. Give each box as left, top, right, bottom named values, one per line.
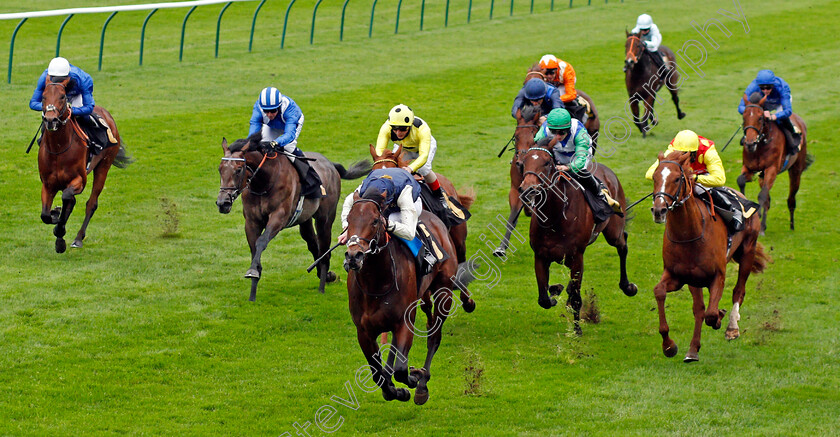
left=695, top=185, right=758, bottom=233
left=416, top=179, right=470, bottom=227
left=76, top=114, right=117, bottom=156
left=394, top=220, right=449, bottom=278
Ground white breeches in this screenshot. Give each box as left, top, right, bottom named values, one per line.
left=386, top=197, right=423, bottom=229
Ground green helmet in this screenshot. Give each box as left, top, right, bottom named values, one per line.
left=545, top=108, right=571, bottom=129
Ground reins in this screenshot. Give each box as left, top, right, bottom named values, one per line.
left=742, top=104, right=767, bottom=145
left=654, top=160, right=706, bottom=244
left=219, top=150, right=278, bottom=201
left=347, top=198, right=399, bottom=297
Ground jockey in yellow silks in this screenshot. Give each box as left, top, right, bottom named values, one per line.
left=375, top=104, right=448, bottom=210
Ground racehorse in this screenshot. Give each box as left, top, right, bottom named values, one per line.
left=517, top=145, right=637, bottom=335
left=650, top=151, right=769, bottom=362
left=624, top=31, right=686, bottom=137
left=37, top=76, right=131, bottom=253
left=217, top=134, right=370, bottom=300
left=494, top=104, right=541, bottom=257
left=737, top=94, right=810, bottom=234
left=524, top=69, right=601, bottom=143
left=343, top=188, right=475, bottom=405
left=369, top=144, right=474, bottom=263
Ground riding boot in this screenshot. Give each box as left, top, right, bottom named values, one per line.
left=434, top=187, right=450, bottom=211
left=74, top=115, right=103, bottom=155
left=578, top=173, right=622, bottom=213
left=647, top=50, right=667, bottom=80
left=290, top=153, right=324, bottom=199
left=710, top=188, right=744, bottom=233
left=778, top=117, right=801, bottom=154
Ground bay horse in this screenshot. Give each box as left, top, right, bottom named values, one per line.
left=343, top=189, right=475, bottom=405
left=369, top=144, right=474, bottom=263
left=524, top=69, right=601, bottom=143
left=494, top=104, right=541, bottom=257
left=217, top=134, right=370, bottom=300
left=651, top=151, right=769, bottom=362
left=624, top=31, right=686, bottom=137
left=37, top=76, right=131, bottom=253
left=517, top=145, right=637, bottom=335
left=737, top=94, right=810, bottom=234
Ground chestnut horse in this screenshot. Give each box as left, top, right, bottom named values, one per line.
left=517, top=145, right=637, bottom=335
left=737, top=94, right=810, bottom=234
left=624, top=32, right=686, bottom=137
left=369, top=144, right=474, bottom=263
left=651, top=152, right=769, bottom=362
left=524, top=69, right=601, bottom=143
left=217, top=134, right=369, bottom=300
left=37, top=77, right=130, bottom=253
left=343, top=190, right=475, bottom=405
left=494, top=104, right=541, bottom=257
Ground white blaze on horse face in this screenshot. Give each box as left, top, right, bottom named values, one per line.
left=532, top=155, right=539, bottom=160
left=658, top=166, right=671, bottom=195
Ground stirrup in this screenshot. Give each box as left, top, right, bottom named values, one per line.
left=602, top=189, right=622, bottom=213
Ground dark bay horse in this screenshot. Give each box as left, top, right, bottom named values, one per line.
left=494, top=105, right=541, bottom=257
left=651, top=152, right=769, bottom=362
left=369, top=144, right=475, bottom=263
left=517, top=146, right=637, bottom=335
left=217, top=134, right=369, bottom=300
left=343, top=190, right=475, bottom=405
left=524, top=69, right=601, bottom=142
left=738, top=94, right=810, bottom=234
left=37, top=77, right=131, bottom=253
left=624, top=32, right=686, bottom=137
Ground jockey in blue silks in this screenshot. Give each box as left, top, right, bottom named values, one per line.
left=512, top=78, right=564, bottom=121
left=338, top=168, right=423, bottom=243
left=738, top=69, right=800, bottom=152
left=29, top=57, right=113, bottom=153
left=248, top=87, right=322, bottom=198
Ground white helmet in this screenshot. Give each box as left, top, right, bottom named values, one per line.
left=47, top=57, right=71, bottom=77
left=636, top=14, right=653, bottom=30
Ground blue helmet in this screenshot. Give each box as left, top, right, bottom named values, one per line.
left=259, top=87, right=283, bottom=111
left=755, top=70, right=776, bottom=86
left=524, top=78, right=546, bottom=100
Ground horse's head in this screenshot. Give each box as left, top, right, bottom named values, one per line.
left=517, top=145, right=556, bottom=209
left=370, top=143, right=406, bottom=170
left=651, top=151, right=695, bottom=223
left=742, top=93, right=768, bottom=153
left=344, top=189, right=389, bottom=272
left=41, top=76, right=71, bottom=131
left=217, top=137, right=254, bottom=213
left=513, top=106, right=542, bottom=156
left=624, top=32, right=643, bottom=72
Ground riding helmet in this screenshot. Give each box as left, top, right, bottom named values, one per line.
left=48, top=57, right=71, bottom=77
left=545, top=108, right=572, bottom=129
left=539, top=54, right=560, bottom=70
left=259, top=87, right=283, bottom=111
left=524, top=78, right=547, bottom=101
left=636, top=14, right=653, bottom=30
left=388, top=104, right=414, bottom=127
left=671, top=130, right=700, bottom=152
left=755, top=70, right=776, bottom=86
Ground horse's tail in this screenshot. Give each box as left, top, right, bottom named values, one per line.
left=804, top=153, right=815, bottom=172
left=113, top=141, right=135, bottom=169
left=751, top=241, right=772, bottom=274
left=457, top=186, right=476, bottom=210
left=334, top=159, right=372, bottom=180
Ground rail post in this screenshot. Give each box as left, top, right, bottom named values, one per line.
left=420, top=0, right=426, bottom=30
left=56, top=14, right=75, bottom=56
left=310, top=0, right=324, bottom=44
left=369, top=0, right=378, bottom=38
left=179, top=6, right=198, bottom=61
left=140, top=8, right=158, bottom=66
left=340, top=0, right=352, bottom=41
left=249, top=0, right=267, bottom=52
left=99, top=12, right=119, bottom=70
left=215, top=2, right=233, bottom=58
left=7, top=18, right=27, bottom=83
left=281, top=0, right=298, bottom=48
left=395, top=0, right=403, bottom=34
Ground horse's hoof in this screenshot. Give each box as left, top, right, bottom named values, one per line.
left=683, top=353, right=699, bottom=363
left=623, top=283, right=638, bottom=297
left=50, top=207, right=61, bottom=224
left=71, top=240, right=83, bottom=248
left=395, top=388, right=411, bottom=402
left=325, top=271, right=337, bottom=283
left=725, top=328, right=740, bottom=340
left=55, top=238, right=66, bottom=253
left=678, top=112, right=686, bottom=120
left=414, top=387, right=429, bottom=405
left=244, top=269, right=260, bottom=279
left=663, top=343, right=678, bottom=358
left=462, top=299, right=476, bottom=313
left=538, top=297, right=557, bottom=309
left=492, top=247, right=506, bottom=257
left=548, top=284, right=564, bottom=297
left=573, top=325, right=583, bottom=337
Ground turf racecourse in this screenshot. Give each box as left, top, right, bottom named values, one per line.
left=1, top=0, right=839, bottom=434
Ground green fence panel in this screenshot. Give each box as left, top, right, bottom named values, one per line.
left=140, top=8, right=158, bottom=66
left=216, top=2, right=233, bottom=58
left=249, top=0, right=267, bottom=52
left=56, top=14, right=75, bottom=56
left=7, top=18, right=27, bottom=83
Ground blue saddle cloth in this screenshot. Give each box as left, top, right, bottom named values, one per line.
left=395, top=235, right=423, bottom=257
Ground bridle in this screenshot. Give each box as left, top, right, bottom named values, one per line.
left=218, top=150, right=276, bottom=203
left=742, top=103, right=767, bottom=146
left=509, top=123, right=540, bottom=159
left=625, top=35, right=642, bottom=65
left=372, top=158, right=399, bottom=168
left=652, top=160, right=692, bottom=211
left=347, top=198, right=398, bottom=297
left=42, top=82, right=71, bottom=131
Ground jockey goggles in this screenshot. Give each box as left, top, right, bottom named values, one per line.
left=549, top=127, right=570, bottom=136
left=759, top=85, right=773, bottom=90
left=263, top=108, right=279, bottom=114
left=391, top=125, right=409, bottom=132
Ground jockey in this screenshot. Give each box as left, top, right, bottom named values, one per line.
left=536, top=54, right=589, bottom=124
left=29, top=57, right=113, bottom=154
left=630, top=14, right=666, bottom=73
left=375, top=104, right=448, bottom=210
left=737, top=69, right=800, bottom=153
left=249, top=87, right=322, bottom=198
left=338, top=168, right=423, bottom=243
left=512, top=78, right=564, bottom=122
left=534, top=109, right=621, bottom=215
left=645, top=130, right=744, bottom=233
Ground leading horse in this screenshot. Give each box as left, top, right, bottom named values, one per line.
left=343, top=189, right=475, bottom=405
left=517, top=145, right=637, bottom=335
left=737, top=94, right=810, bottom=234
left=217, top=134, right=370, bottom=300
left=650, top=151, right=769, bottom=362
left=624, top=31, right=686, bottom=136
left=37, top=76, right=131, bottom=253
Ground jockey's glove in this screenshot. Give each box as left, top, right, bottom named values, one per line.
left=386, top=219, right=396, bottom=233
left=259, top=140, right=279, bottom=151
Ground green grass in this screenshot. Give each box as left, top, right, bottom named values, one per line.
left=2, top=0, right=840, bottom=435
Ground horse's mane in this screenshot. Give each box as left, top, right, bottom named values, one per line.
left=520, top=104, right=540, bottom=123
left=229, top=132, right=262, bottom=152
